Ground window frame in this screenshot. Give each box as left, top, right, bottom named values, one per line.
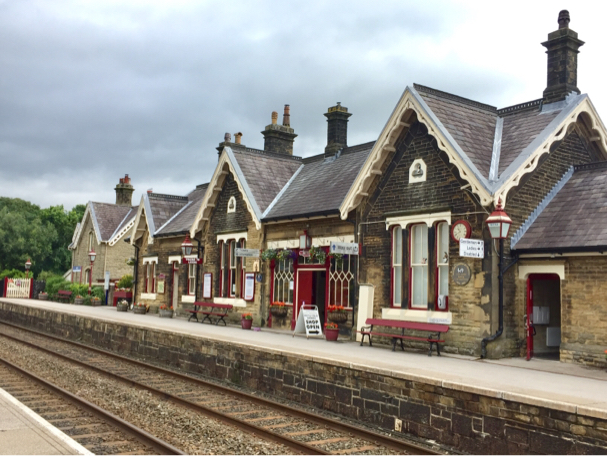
left=435, top=221, right=449, bottom=311
left=391, top=226, right=403, bottom=308
left=188, top=263, right=196, bottom=296
left=409, top=223, right=429, bottom=310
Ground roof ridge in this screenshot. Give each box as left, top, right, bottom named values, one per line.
left=573, top=161, right=607, bottom=172
left=233, top=147, right=303, bottom=161
left=511, top=165, right=574, bottom=249
left=497, top=99, right=543, bottom=116
left=148, top=193, right=188, bottom=201
left=413, top=83, right=497, bottom=113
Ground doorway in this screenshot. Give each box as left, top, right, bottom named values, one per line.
left=294, top=268, right=326, bottom=329
left=526, top=274, right=561, bottom=361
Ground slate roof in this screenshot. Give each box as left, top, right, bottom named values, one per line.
left=110, top=206, right=137, bottom=239
left=90, top=203, right=134, bottom=241
left=263, top=142, right=374, bottom=220
left=513, top=162, right=607, bottom=250
left=231, top=148, right=302, bottom=213
left=147, top=193, right=189, bottom=233
left=156, top=184, right=208, bottom=236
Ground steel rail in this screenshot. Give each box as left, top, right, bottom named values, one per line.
left=0, top=321, right=441, bottom=455
left=0, top=356, right=185, bottom=455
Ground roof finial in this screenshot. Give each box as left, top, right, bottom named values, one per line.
left=558, top=10, right=570, bottom=29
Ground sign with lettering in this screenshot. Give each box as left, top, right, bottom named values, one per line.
left=235, top=248, right=260, bottom=258
left=452, top=263, right=472, bottom=286
left=293, top=305, right=323, bottom=338
left=73, top=266, right=82, bottom=272
left=244, top=273, right=255, bottom=301
left=182, top=257, right=203, bottom=264
left=330, top=242, right=359, bottom=255
left=459, top=238, right=484, bottom=258
left=203, top=273, right=212, bottom=299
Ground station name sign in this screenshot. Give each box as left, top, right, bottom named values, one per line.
left=182, top=257, right=203, bottom=264
left=459, top=238, right=484, bottom=258
left=330, top=242, right=360, bottom=255
left=235, top=248, right=260, bottom=258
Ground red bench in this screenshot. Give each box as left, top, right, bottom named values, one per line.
left=57, top=290, right=72, bottom=303
left=187, top=302, right=233, bottom=326
left=360, top=318, right=449, bottom=356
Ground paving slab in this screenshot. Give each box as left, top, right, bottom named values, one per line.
left=2, top=298, right=607, bottom=417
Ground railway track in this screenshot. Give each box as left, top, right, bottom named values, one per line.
left=0, top=321, right=442, bottom=455
left=0, top=358, right=183, bottom=455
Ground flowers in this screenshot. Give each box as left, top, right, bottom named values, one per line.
left=118, top=299, right=129, bottom=306
left=242, top=313, right=253, bottom=320
left=277, top=249, right=295, bottom=262
left=134, top=302, right=146, bottom=308
left=159, top=304, right=173, bottom=311
left=75, top=295, right=83, bottom=299
left=261, top=249, right=278, bottom=261
left=309, top=246, right=326, bottom=263
left=270, top=301, right=285, bottom=308
left=328, top=305, right=346, bottom=313
left=325, top=322, right=339, bottom=330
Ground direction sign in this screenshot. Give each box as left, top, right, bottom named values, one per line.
left=235, top=248, right=260, bottom=258
left=72, top=266, right=82, bottom=272
left=330, top=242, right=359, bottom=255
left=459, top=238, right=484, bottom=258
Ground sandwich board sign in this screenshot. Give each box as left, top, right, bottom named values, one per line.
left=293, top=304, right=323, bottom=339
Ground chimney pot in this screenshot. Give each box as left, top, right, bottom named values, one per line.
left=115, top=174, right=134, bottom=206
left=235, top=132, right=243, bottom=144
left=224, top=132, right=231, bottom=143
left=271, top=111, right=278, bottom=125
left=262, top=104, right=297, bottom=155
left=283, top=105, right=290, bottom=127
left=558, top=10, right=570, bottom=29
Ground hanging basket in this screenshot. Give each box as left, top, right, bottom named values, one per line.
left=328, top=312, right=348, bottom=324
left=270, top=307, right=287, bottom=318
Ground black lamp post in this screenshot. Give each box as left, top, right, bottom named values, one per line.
left=481, top=199, right=513, bottom=359
left=24, top=258, right=31, bottom=279
left=88, top=249, right=96, bottom=295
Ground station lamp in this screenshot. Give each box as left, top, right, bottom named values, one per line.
left=88, top=249, right=96, bottom=295
left=24, top=258, right=31, bottom=279
left=181, top=233, right=194, bottom=257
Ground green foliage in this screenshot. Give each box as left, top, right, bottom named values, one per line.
left=0, top=198, right=85, bottom=276
left=0, top=269, right=26, bottom=279
left=69, top=283, right=89, bottom=298
left=92, top=286, right=105, bottom=300
left=44, top=275, right=71, bottom=297
left=117, top=274, right=133, bottom=289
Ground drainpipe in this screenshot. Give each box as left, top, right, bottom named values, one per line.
left=133, top=245, right=140, bottom=304
left=194, top=237, right=202, bottom=301
left=481, top=242, right=518, bottom=358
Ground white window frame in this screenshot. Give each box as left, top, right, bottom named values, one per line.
left=410, top=223, right=429, bottom=309
left=142, top=256, right=158, bottom=299
left=392, top=226, right=403, bottom=307
left=188, top=263, right=196, bottom=296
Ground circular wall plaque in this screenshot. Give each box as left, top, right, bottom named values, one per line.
left=452, top=263, right=471, bottom=286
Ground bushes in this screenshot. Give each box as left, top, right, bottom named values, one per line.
left=45, top=274, right=70, bottom=297
left=117, top=274, right=133, bottom=289
left=0, top=269, right=26, bottom=279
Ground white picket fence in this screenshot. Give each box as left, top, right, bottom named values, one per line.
left=5, top=278, right=32, bottom=298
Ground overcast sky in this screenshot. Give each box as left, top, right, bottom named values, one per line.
left=1, top=1, right=605, bottom=210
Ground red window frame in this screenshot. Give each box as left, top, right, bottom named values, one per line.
left=434, top=221, right=449, bottom=312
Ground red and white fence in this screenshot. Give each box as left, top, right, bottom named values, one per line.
left=4, top=278, right=33, bottom=298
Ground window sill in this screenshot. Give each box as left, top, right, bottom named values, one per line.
left=181, top=295, right=195, bottom=303
left=213, top=297, right=247, bottom=307
left=381, top=308, right=452, bottom=325
left=141, top=293, right=157, bottom=300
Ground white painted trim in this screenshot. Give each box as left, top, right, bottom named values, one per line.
left=311, top=234, right=355, bottom=246
left=141, top=292, right=157, bottom=300
left=181, top=295, right=195, bottom=303
left=386, top=211, right=451, bottom=230
left=142, top=256, right=158, bottom=264
left=518, top=264, right=565, bottom=280
left=381, top=307, right=452, bottom=325
left=109, top=216, right=136, bottom=246
left=213, top=297, right=246, bottom=307
left=0, top=388, right=93, bottom=455
left=519, top=252, right=607, bottom=258
left=267, top=238, right=299, bottom=249
left=168, top=255, right=181, bottom=263
left=217, top=232, right=248, bottom=244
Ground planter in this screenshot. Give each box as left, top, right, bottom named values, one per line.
left=241, top=319, right=253, bottom=330
left=91, top=299, right=101, bottom=307
left=74, top=298, right=84, bottom=305
left=117, top=303, right=128, bottom=312
left=328, top=312, right=348, bottom=324
left=325, top=328, right=339, bottom=341
left=38, top=294, right=48, bottom=301
left=270, top=307, right=287, bottom=318
left=133, top=306, right=147, bottom=315
left=159, top=309, right=174, bottom=318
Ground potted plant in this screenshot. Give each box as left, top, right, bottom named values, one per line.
left=241, top=313, right=253, bottom=329
left=309, top=246, right=326, bottom=263
left=325, top=322, right=339, bottom=341
left=277, top=249, right=295, bottom=262
left=261, top=249, right=278, bottom=261
left=91, top=296, right=102, bottom=307
left=117, top=299, right=129, bottom=312
left=133, top=302, right=147, bottom=315
left=159, top=304, right=174, bottom=318
left=74, top=295, right=84, bottom=305
left=269, top=302, right=287, bottom=318
left=38, top=292, right=48, bottom=301
left=327, top=305, right=348, bottom=324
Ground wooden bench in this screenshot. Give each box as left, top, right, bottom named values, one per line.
left=57, top=290, right=72, bottom=303
left=360, top=318, right=449, bottom=356
left=187, top=302, right=233, bottom=326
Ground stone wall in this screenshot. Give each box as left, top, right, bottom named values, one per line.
left=1, top=302, right=606, bottom=455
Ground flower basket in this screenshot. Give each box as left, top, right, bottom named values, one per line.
left=328, top=312, right=348, bottom=324
left=134, top=306, right=147, bottom=315
left=159, top=309, right=174, bottom=318
left=38, top=293, right=48, bottom=301
left=117, top=301, right=128, bottom=312
left=91, top=298, right=101, bottom=307
left=241, top=318, right=253, bottom=330
left=325, top=328, right=339, bottom=341
left=74, top=297, right=84, bottom=305
left=270, top=306, right=288, bottom=318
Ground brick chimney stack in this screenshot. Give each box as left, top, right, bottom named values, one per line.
left=324, top=102, right=352, bottom=158
left=262, top=104, right=297, bottom=155
left=115, top=174, right=134, bottom=206
left=542, top=10, right=584, bottom=104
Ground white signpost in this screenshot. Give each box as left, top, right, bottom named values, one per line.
left=104, top=271, right=110, bottom=290
left=235, top=248, right=260, bottom=258
left=459, top=238, right=484, bottom=258
left=293, top=305, right=323, bottom=338
left=329, top=242, right=359, bottom=255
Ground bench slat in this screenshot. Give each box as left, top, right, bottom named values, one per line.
left=365, top=318, right=449, bottom=333
left=363, top=332, right=444, bottom=343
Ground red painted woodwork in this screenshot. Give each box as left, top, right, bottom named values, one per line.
left=297, top=271, right=313, bottom=324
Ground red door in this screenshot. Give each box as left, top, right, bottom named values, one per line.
left=294, top=271, right=313, bottom=330
left=526, top=276, right=534, bottom=360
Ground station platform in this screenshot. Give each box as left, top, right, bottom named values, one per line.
left=2, top=298, right=606, bottom=422
left=0, top=385, right=90, bottom=455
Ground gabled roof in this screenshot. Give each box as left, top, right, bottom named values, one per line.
left=263, top=142, right=374, bottom=221
left=340, top=84, right=607, bottom=218
left=156, top=184, right=209, bottom=236
left=131, top=192, right=189, bottom=244
left=70, top=201, right=135, bottom=249
left=190, top=146, right=301, bottom=234
left=512, top=162, right=607, bottom=251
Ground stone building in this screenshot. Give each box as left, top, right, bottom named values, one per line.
left=69, top=175, right=137, bottom=288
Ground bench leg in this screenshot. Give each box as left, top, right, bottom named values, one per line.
left=400, top=338, right=405, bottom=352
left=428, top=341, right=433, bottom=357
left=201, top=315, right=212, bottom=324
left=392, top=338, right=397, bottom=352
left=216, top=316, right=227, bottom=326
